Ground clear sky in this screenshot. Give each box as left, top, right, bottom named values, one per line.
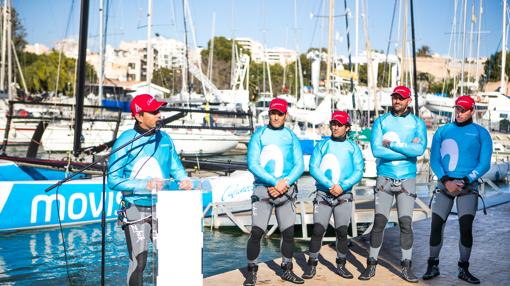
left=13, top=0, right=506, bottom=58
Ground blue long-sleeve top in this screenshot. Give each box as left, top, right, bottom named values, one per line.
left=430, top=121, right=492, bottom=183
left=370, top=111, right=427, bottom=179
left=247, top=126, right=304, bottom=187
left=309, top=138, right=364, bottom=193
left=107, top=127, right=188, bottom=206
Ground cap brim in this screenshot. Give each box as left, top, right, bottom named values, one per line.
left=269, top=108, right=286, bottom=113
left=145, top=101, right=167, bottom=112
left=391, top=92, right=410, bottom=99
left=454, top=104, right=472, bottom=110
left=330, top=119, right=350, bottom=125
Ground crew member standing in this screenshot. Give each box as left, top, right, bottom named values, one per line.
left=423, top=95, right=492, bottom=284
left=244, top=98, right=305, bottom=286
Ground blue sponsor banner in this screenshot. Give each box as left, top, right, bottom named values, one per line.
left=0, top=181, right=122, bottom=231
left=0, top=180, right=213, bottom=232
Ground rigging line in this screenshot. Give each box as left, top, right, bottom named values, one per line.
left=308, top=0, right=325, bottom=50
left=382, top=0, right=398, bottom=87
left=55, top=186, right=73, bottom=285
left=100, top=0, right=112, bottom=88
left=442, top=0, right=459, bottom=96
left=55, top=0, right=77, bottom=96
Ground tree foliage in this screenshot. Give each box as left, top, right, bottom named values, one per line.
left=429, top=78, right=455, bottom=96
left=11, top=8, right=27, bottom=54
left=20, top=51, right=97, bottom=94
left=152, top=67, right=183, bottom=94
left=482, top=50, right=510, bottom=83
left=417, top=45, right=432, bottom=57
left=11, top=7, right=96, bottom=95
left=357, top=63, right=393, bottom=88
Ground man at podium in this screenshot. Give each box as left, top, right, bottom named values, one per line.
left=108, top=94, right=192, bottom=286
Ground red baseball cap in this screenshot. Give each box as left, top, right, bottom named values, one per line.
left=455, top=95, right=475, bottom=110
left=130, top=94, right=167, bottom=116
left=391, top=85, right=412, bottom=99
left=330, top=111, right=351, bottom=125
left=269, top=98, right=288, bottom=113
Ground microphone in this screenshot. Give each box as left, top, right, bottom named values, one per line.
left=155, top=112, right=187, bottom=129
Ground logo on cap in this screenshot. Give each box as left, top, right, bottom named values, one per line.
left=391, top=85, right=411, bottom=99
left=130, top=93, right=167, bottom=116
left=269, top=98, right=288, bottom=113
left=330, top=111, right=351, bottom=125
left=455, top=95, right=475, bottom=110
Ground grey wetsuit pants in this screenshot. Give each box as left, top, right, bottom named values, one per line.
left=428, top=181, right=478, bottom=262
left=369, top=176, right=417, bottom=261
left=246, top=185, right=297, bottom=264
left=307, top=191, right=352, bottom=260
left=124, top=204, right=153, bottom=286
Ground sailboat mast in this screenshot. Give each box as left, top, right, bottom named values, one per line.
left=460, top=0, right=468, bottom=95
left=361, top=0, right=378, bottom=117
left=207, top=12, right=215, bottom=82
left=410, top=0, right=419, bottom=115
left=230, top=0, right=235, bottom=89
left=7, top=0, right=11, bottom=99
left=99, top=0, right=104, bottom=103
left=326, top=0, right=334, bottom=91
left=0, top=1, right=7, bottom=92
left=146, top=0, right=153, bottom=86
left=467, top=1, right=475, bottom=83
left=182, top=0, right=191, bottom=94
left=475, top=0, right=483, bottom=87
left=343, top=0, right=355, bottom=110
left=355, top=0, right=359, bottom=78
left=72, top=0, right=90, bottom=157
left=502, top=0, right=507, bottom=95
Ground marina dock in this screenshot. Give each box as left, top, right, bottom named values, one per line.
left=204, top=195, right=510, bottom=285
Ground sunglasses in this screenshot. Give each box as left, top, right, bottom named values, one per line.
left=269, top=110, right=285, bottom=116
left=454, top=106, right=473, bottom=113
left=391, top=95, right=407, bottom=101
left=329, top=121, right=347, bottom=127
left=144, top=110, right=161, bottom=115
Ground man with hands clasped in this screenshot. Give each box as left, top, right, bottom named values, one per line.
left=423, top=95, right=492, bottom=284
left=302, top=111, right=364, bottom=280
left=244, top=98, right=305, bottom=286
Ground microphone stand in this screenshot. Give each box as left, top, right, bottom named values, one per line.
left=45, top=124, right=160, bottom=286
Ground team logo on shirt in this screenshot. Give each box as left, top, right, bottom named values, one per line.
left=320, top=153, right=341, bottom=183
left=440, top=139, right=459, bottom=171
left=260, top=144, right=284, bottom=177
left=383, top=131, right=402, bottom=165
left=130, top=157, right=164, bottom=179
left=382, top=131, right=400, bottom=143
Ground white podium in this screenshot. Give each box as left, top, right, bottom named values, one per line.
left=156, top=190, right=203, bottom=285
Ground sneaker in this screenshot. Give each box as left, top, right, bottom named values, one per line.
left=422, top=257, right=440, bottom=280
left=301, top=258, right=317, bottom=279
left=281, top=262, right=305, bottom=284
left=358, top=258, right=377, bottom=280
left=400, top=259, right=419, bottom=283
left=243, top=263, right=258, bottom=286
left=458, top=261, right=480, bottom=284
left=335, top=257, right=353, bottom=279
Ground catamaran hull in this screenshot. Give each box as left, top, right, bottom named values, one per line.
left=0, top=170, right=258, bottom=232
